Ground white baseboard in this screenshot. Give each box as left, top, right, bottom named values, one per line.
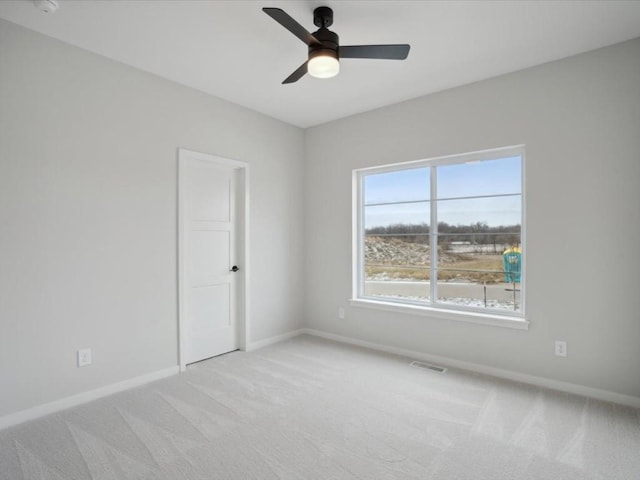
left=301, top=328, right=640, bottom=409
left=246, top=329, right=306, bottom=351
left=5, top=329, right=637, bottom=431
left=0, top=366, right=179, bottom=431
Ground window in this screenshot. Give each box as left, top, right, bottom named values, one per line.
left=353, top=146, right=525, bottom=324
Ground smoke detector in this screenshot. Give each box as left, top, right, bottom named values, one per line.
left=34, top=0, right=59, bottom=14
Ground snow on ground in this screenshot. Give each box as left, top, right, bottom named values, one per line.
left=371, top=294, right=521, bottom=312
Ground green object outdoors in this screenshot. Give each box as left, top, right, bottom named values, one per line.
left=503, top=249, right=521, bottom=283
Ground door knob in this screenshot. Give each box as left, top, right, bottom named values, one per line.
left=230, top=265, right=239, bottom=272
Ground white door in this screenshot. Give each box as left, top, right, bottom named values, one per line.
left=179, top=151, right=242, bottom=365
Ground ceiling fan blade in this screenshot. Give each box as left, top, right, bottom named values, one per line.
left=263, top=8, right=321, bottom=46
left=340, top=44, right=410, bottom=60
left=283, top=61, right=308, bottom=84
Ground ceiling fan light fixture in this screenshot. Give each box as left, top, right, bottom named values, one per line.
left=308, top=49, right=339, bottom=79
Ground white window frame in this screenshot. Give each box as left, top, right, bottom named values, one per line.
left=351, top=145, right=529, bottom=330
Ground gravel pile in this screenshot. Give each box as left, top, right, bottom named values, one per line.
left=365, top=236, right=458, bottom=265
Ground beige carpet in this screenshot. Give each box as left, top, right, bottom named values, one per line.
left=1, top=334, right=639, bottom=479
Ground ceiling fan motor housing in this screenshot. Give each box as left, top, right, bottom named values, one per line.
left=309, top=27, right=339, bottom=61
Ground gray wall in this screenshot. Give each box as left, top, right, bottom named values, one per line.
left=0, top=20, right=305, bottom=418
left=305, top=38, right=640, bottom=398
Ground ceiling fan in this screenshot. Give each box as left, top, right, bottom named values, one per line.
left=263, top=6, right=410, bottom=84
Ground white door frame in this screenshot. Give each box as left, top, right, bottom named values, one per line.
left=177, top=148, right=250, bottom=371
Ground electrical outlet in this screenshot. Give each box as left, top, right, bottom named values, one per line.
left=338, top=307, right=345, bottom=320
left=554, top=341, right=567, bottom=357
left=77, top=348, right=92, bottom=367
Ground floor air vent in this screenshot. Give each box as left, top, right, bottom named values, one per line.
left=410, top=361, right=447, bottom=373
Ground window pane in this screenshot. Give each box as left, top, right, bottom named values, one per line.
left=363, top=166, right=431, bottom=303
left=364, top=167, right=429, bottom=205
left=437, top=195, right=521, bottom=227
left=435, top=230, right=521, bottom=312
left=435, top=249, right=505, bottom=282
left=437, top=231, right=521, bottom=260
left=364, top=202, right=429, bottom=230
left=364, top=233, right=430, bottom=302
left=436, top=268, right=521, bottom=313
left=438, top=156, right=521, bottom=199
left=363, top=281, right=431, bottom=302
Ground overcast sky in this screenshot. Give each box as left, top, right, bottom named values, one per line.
left=364, top=156, right=521, bottom=228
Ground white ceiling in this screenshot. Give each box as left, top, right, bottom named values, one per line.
left=1, top=0, right=640, bottom=128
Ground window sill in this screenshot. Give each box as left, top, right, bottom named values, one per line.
left=349, top=298, right=529, bottom=330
